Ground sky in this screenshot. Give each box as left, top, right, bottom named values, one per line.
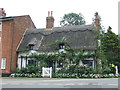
left=1, top=0, right=119, bottom=34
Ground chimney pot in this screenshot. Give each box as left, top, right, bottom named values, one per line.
left=46, top=11, right=54, bottom=29
left=94, top=12, right=100, bottom=32
left=0, top=8, right=6, bottom=17
left=51, top=11, right=53, bottom=17
left=48, top=11, right=50, bottom=17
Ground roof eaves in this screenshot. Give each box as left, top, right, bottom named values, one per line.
left=0, top=16, right=14, bottom=21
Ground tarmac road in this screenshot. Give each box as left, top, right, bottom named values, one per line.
left=0, top=78, right=119, bottom=88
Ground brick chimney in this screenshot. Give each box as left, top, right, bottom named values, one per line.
left=0, top=8, right=6, bottom=17
left=46, top=11, right=54, bottom=29
left=94, top=12, right=100, bottom=32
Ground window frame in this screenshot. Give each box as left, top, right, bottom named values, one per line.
left=59, top=43, right=65, bottom=49
left=28, top=44, right=35, bottom=50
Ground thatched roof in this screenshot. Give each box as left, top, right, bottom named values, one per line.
left=17, top=24, right=98, bottom=52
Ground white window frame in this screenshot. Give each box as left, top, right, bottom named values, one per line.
left=1, top=58, right=6, bottom=69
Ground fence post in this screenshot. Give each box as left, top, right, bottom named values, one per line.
left=42, top=67, right=44, bottom=77
left=115, top=66, right=118, bottom=75
left=50, top=67, right=52, bottom=78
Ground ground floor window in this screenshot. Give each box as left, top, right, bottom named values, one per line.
left=82, top=60, right=94, bottom=67
left=1, top=58, right=6, bottom=69
left=28, top=60, right=36, bottom=66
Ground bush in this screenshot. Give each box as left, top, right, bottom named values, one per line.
left=74, top=65, right=86, bottom=75
left=102, top=67, right=111, bottom=74
left=16, top=65, right=40, bottom=74
left=86, top=66, right=97, bottom=75
left=10, top=65, right=42, bottom=78
left=110, top=67, right=116, bottom=74
left=69, top=65, right=76, bottom=75
left=16, top=68, right=27, bottom=74
left=57, top=65, right=95, bottom=77
left=26, top=65, right=39, bottom=74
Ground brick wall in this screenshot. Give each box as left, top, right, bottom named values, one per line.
left=11, top=15, right=36, bottom=73
left=2, top=19, right=14, bottom=74
left=1, top=15, right=36, bottom=74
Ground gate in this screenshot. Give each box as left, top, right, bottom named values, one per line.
left=42, top=67, right=52, bottom=78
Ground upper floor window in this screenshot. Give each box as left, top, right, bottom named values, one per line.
left=59, top=43, right=65, bottom=49
left=29, top=44, right=35, bottom=50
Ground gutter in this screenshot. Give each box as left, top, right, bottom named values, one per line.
left=0, top=16, right=14, bottom=21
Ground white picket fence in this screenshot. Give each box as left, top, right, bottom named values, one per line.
left=42, top=67, right=52, bottom=78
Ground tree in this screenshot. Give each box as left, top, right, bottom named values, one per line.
left=60, top=13, right=86, bottom=26
left=101, top=26, right=120, bottom=68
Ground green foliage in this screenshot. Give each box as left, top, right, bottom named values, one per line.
left=26, top=65, right=39, bottom=74
left=68, top=65, right=76, bottom=75
left=95, top=26, right=120, bottom=73
left=101, top=26, right=120, bottom=69
left=16, top=65, right=39, bottom=74
left=60, top=13, right=86, bottom=26
left=57, top=65, right=95, bottom=76
left=86, top=66, right=96, bottom=74
left=49, top=37, right=70, bottom=50
left=74, top=65, right=86, bottom=76
left=16, top=68, right=27, bottom=74
left=102, top=67, right=111, bottom=74
left=27, top=49, right=95, bottom=68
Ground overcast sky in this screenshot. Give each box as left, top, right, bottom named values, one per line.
left=1, top=0, right=119, bottom=34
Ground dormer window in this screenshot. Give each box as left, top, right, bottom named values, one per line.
left=29, top=44, right=34, bottom=50
left=28, top=38, right=37, bottom=50
left=59, top=43, right=65, bottom=49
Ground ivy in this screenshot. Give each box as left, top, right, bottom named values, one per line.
left=49, top=37, right=70, bottom=50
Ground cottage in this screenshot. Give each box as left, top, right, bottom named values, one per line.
left=17, top=12, right=99, bottom=70
left=0, top=10, right=100, bottom=75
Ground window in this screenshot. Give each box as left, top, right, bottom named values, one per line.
left=82, top=60, right=93, bottom=67
left=59, top=43, right=66, bottom=53
left=29, top=44, right=34, bottom=50
left=1, top=58, right=6, bottom=69
left=59, top=43, right=65, bottom=49
left=28, top=60, right=36, bottom=66
left=57, top=61, right=63, bottom=68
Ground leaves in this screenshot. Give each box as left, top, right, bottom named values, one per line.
left=60, top=13, right=86, bottom=26
left=100, top=26, right=120, bottom=69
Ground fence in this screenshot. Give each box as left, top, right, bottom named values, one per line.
left=42, top=67, right=52, bottom=78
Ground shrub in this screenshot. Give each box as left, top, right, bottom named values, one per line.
left=16, top=65, right=40, bottom=74
left=57, top=65, right=96, bottom=77
left=102, top=67, right=111, bottom=74
left=69, top=64, right=76, bottom=75
left=86, top=66, right=95, bottom=74
left=74, top=65, right=86, bottom=75
left=16, top=68, right=27, bottom=74
left=26, top=65, right=39, bottom=74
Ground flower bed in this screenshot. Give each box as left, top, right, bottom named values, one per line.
left=53, top=73, right=120, bottom=78
left=10, top=73, right=42, bottom=78
left=10, top=73, right=119, bottom=78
